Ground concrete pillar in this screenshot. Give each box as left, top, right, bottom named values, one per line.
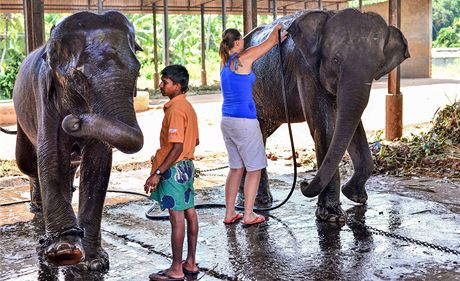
left=23, top=0, right=44, bottom=54
left=222, top=0, right=226, bottom=32
left=152, top=3, right=159, bottom=89
left=385, top=0, right=403, bottom=140
left=243, top=0, right=258, bottom=35
left=97, top=0, right=103, bottom=13
left=163, top=0, right=170, bottom=66
left=200, top=5, right=207, bottom=86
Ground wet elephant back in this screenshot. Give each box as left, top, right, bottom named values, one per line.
left=245, top=14, right=321, bottom=125
left=12, top=47, right=46, bottom=144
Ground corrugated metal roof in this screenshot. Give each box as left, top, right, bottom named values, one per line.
left=0, top=0, right=349, bottom=14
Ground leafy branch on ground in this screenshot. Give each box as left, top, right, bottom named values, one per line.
left=370, top=100, right=460, bottom=178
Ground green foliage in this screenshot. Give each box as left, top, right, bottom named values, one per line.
left=432, top=0, right=460, bottom=41
left=44, top=13, right=68, bottom=40
left=0, top=49, right=24, bottom=99
left=433, top=17, right=460, bottom=47
left=128, top=13, right=245, bottom=87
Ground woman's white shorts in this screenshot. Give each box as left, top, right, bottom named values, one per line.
left=220, top=117, right=267, bottom=172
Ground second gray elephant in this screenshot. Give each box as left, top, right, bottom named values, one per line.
left=244, top=9, right=409, bottom=221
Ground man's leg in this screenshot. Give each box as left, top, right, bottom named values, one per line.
left=184, top=207, right=199, bottom=273
left=167, top=209, right=186, bottom=278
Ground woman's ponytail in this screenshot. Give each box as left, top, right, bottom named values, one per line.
left=219, top=40, right=230, bottom=66
left=219, top=28, right=242, bottom=66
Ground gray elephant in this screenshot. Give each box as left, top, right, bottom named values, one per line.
left=13, top=11, right=143, bottom=270
left=244, top=9, right=409, bottom=221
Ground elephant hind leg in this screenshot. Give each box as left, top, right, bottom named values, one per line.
left=29, top=177, right=42, bottom=213
left=342, top=121, right=373, bottom=204
left=15, top=124, right=41, bottom=211
left=15, top=124, right=37, bottom=176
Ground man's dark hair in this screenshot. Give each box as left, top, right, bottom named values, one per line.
left=161, top=64, right=189, bottom=92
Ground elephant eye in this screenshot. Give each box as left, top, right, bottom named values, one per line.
left=333, top=57, right=340, bottom=65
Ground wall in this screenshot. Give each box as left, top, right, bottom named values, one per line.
left=363, top=0, right=432, bottom=78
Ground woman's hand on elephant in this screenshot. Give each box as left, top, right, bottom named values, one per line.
left=270, top=23, right=288, bottom=44
left=144, top=174, right=160, bottom=194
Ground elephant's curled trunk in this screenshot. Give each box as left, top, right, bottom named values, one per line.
left=301, top=78, right=371, bottom=197
left=62, top=113, right=144, bottom=154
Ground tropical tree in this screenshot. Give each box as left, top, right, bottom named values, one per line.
left=432, top=0, right=460, bottom=41
left=433, top=17, right=460, bottom=47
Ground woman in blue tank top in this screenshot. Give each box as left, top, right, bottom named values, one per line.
left=219, top=25, right=287, bottom=225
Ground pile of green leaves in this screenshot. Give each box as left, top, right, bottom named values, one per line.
left=372, top=101, right=460, bottom=178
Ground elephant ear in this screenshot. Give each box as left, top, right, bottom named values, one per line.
left=40, top=51, right=55, bottom=102
left=287, top=11, right=329, bottom=64
left=43, top=37, right=90, bottom=111
left=374, top=26, right=410, bottom=80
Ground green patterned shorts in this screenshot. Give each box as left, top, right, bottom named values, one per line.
left=150, top=160, right=195, bottom=211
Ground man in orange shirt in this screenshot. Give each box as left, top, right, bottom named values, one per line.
left=144, top=65, right=200, bottom=281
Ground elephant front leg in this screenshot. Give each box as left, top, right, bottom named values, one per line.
left=316, top=172, right=346, bottom=222
left=76, top=143, right=112, bottom=272
left=341, top=122, right=373, bottom=204
left=37, top=148, right=84, bottom=266
left=299, top=89, right=345, bottom=222
left=14, top=124, right=42, bottom=212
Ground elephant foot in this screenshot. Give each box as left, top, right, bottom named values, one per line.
left=342, top=183, right=368, bottom=204
left=315, top=203, right=347, bottom=223
left=45, top=235, right=85, bottom=266
left=43, top=227, right=85, bottom=266
left=255, top=193, right=273, bottom=208
left=75, top=247, right=109, bottom=272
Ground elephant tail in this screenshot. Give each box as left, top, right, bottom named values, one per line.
left=0, top=127, right=17, bottom=135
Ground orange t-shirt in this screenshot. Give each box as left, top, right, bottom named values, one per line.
left=152, top=94, right=199, bottom=171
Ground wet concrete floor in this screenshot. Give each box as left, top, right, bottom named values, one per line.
left=1, top=168, right=459, bottom=281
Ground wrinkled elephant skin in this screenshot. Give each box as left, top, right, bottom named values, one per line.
left=12, top=11, right=144, bottom=270
left=245, top=9, right=409, bottom=221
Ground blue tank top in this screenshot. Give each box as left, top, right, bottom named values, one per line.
left=220, top=53, right=257, bottom=119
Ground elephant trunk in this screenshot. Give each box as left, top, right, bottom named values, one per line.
left=62, top=113, right=144, bottom=154
left=301, top=74, right=371, bottom=197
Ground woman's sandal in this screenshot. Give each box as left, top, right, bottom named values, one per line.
left=223, top=213, right=243, bottom=224
left=149, top=270, right=184, bottom=281
left=242, top=215, right=266, bottom=226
